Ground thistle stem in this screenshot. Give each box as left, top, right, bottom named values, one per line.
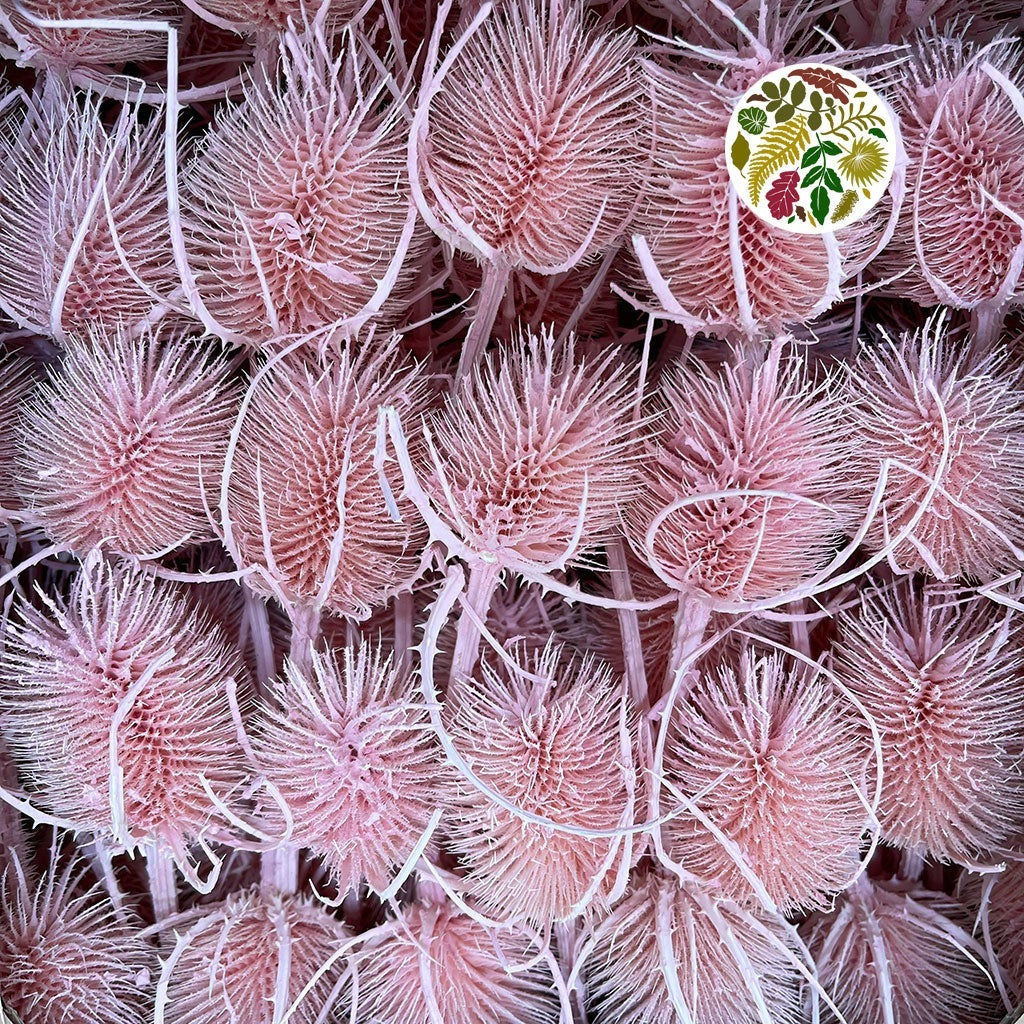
left=146, top=848, right=178, bottom=922
left=456, top=260, right=512, bottom=381
left=606, top=538, right=649, bottom=711
left=448, top=559, right=503, bottom=689
left=661, top=592, right=712, bottom=706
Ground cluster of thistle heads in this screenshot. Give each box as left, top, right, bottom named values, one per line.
left=1, top=1, right=1024, bottom=1023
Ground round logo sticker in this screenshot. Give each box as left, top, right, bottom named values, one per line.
left=726, top=64, right=896, bottom=234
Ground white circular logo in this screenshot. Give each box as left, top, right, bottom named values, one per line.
left=726, top=64, right=896, bottom=234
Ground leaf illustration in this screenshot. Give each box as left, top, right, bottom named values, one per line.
left=765, top=170, right=800, bottom=219
left=731, top=132, right=751, bottom=172
left=821, top=141, right=842, bottom=156
left=868, top=127, right=887, bottom=140
left=801, top=146, right=822, bottom=168
left=791, top=67, right=857, bottom=104
left=832, top=189, right=859, bottom=223
left=747, top=114, right=811, bottom=204
left=824, top=168, right=843, bottom=192
left=837, top=135, right=887, bottom=187
left=824, top=100, right=886, bottom=141
left=795, top=206, right=806, bottom=222
left=810, top=185, right=831, bottom=224
left=775, top=104, right=796, bottom=123
left=802, top=165, right=824, bottom=187
left=737, top=107, right=768, bottom=135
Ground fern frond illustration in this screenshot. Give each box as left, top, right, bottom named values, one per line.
left=747, top=115, right=811, bottom=204
left=823, top=101, right=885, bottom=142
left=832, top=189, right=859, bottom=223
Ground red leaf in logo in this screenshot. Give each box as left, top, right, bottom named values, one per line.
left=790, top=67, right=858, bottom=104
left=765, top=171, right=800, bottom=220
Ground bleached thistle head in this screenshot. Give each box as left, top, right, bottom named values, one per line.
left=189, top=0, right=366, bottom=37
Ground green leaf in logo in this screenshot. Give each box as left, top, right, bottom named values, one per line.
left=800, top=145, right=822, bottom=167
left=824, top=168, right=843, bottom=192
left=811, top=184, right=831, bottom=224
left=731, top=132, right=751, bottom=172
left=737, top=107, right=768, bottom=135
left=868, top=127, right=887, bottom=140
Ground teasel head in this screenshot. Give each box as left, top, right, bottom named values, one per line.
left=16, top=326, right=237, bottom=558
left=183, top=0, right=367, bottom=39
left=843, top=316, right=1024, bottom=580
left=184, top=24, right=419, bottom=347
left=0, top=853, right=154, bottom=1024
left=226, top=331, right=430, bottom=620
left=586, top=869, right=804, bottom=1024
left=443, top=641, right=639, bottom=926
left=157, top=885, right=350, bottom=1024
left=832, top=578, right=1024, bottom=864
left=0, top=555, right=250, bottom=866
left=834, top=1, right=1020, bottom=46
left=0, top=81, right=176, bottom=342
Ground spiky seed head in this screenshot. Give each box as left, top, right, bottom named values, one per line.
left=959, top=861, right=1024, bottom=1000
left=252, top=642, right=447, bottom=895
left=626, top=340, right=849, bottom=607
left=835, top=1, right=1019, bottom=45
left=844, top=319, right=1024, bottom=579
left=587, top=871, right=803, bottom=1024
left=425, top=328, right=638, bottom=567
left=0, top=351, right=33, bottom=512
left=801, top=877, right=1001, bottom=1024
left=161, top=886, right=349, bottom=1024
left=874, top=34, right=1024, bottom=309
left=227, top=334, right=429, bottom=619
left=0, top=556, right=249, bottom=859
left=193, top=0, right=364, bottom=36
left=444, top=642, right=637, bottom=925
left=0, top=859, right=153, bottom=1024
left=833, top=579, right=1024, bottom=863
left=663, top=647, right=868, bottom=913
left=16, top=328, right=237, bottom=557
left=184, top=29, right=418, bottom=346
left=350, top=897, right=559, bottom=1024
left=0, top=83, right=175, bottom=340
left=420, top=0, right=648, bottom=272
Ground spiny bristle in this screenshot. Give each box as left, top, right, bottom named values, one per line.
left=959, top=860, right=1024, bottom=1000
left=193, top=0, right=365, bottom=35
left=0, top=351, right=33, bottom=513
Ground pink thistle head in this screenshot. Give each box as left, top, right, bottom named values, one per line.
left=801, top=876, right=1000, bottom=1024
left=190, top=0, right=365, bottom=38
left=417, top=0, right=648, bottom=273
left=444, top=641, right=637, bottom=925
left=832, top=579, right=1024, bottom=863
left=873, top=33, right=1024, bottom=320
left=160, top=886, right=349, bottom=1024
left=0, top=351, right=33, bottom=513
left=844, top=317, right=1024, bottom=580
left=425, top=328, right=638, bottom=567
left=16, top=327, right=237, bottom=557
left=0, top=857, right=153, bottom=1024
left=227, top=333, right=429, bottom=619
left=835, top=1, right=1019, bottom=46
left=0, top=83, right=175, bottom=341
left=663, top=646, right=868, bottom=913
left=251, top=641, right=447, bottom=895
left=587, top=871, right=802, bottom=1024
left=184, top=28, right=418, bottom=346
left=349, top=893, right=559, bottom=1024
left=625, top=339, right=850, bottom=608
left=0, top=556, right=249, bottom=862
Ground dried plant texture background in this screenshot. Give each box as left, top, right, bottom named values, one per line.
left=0, top=2, right=1023, bottom=1024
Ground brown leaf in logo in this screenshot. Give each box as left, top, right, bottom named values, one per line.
left=790, top=67, right=858, bottom=104
left=765, top=170, right=800, bottom=220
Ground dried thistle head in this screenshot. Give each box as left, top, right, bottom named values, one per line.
left=0, top=556, right=249, bottom=861
left=444, top=642, right=637, bottom=925
left=252, top=642, right=447, bottom=895
left=0, top=857, right=153, bottom=1024
left=834, top=1, right=1020, bottom=46
left=626, top=340, right=850, bottom=608
left=191, top=0, right=365, bottom=37
left=350, top=896, right=559, bottom=1024
left=425, top=328, right=638, bottom=567
left=161, top=886, right=349, bottom=1024
left=227, top=333, right=429, bottom=619
left=0, top=350, right=33, bottom=513
left=844, top=318, right=1024, bottom=580
left=417, top=0, right=648, bottom=273
left=184, top=28, right=417, bottom=345
left=587, top=871, right=803, bottom=1024
left=833, top=579, right=1024, bottom=863
left=0, top=83, right=175, bottom=341
left=801, top=877, right=1001, bottom=1024
left=16, top=328, right=237, bottom=557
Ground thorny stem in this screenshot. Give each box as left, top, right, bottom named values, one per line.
left=448, top=558, right=503, bottom=689
left=660, top=592, right=712, bottom=708
left=606, top=538, right=650, bottom=711
left=146, top=847, right=179, bottom=921
left=456, top=260, right=512, bottom=381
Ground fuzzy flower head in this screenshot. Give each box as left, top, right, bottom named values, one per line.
left=160, top=887, right=349, bottom=1024
left=252, top=642, right=447, bottom=895
left=0, top=858, right=153, bottom=1024
left=844, top=318, right=1024, bottom=580
left=350, top=896, right=559, bottom=1024
left=16, top=328, right=237, bottom=557
left=587, top=871, right=802, bottom=1024
left=664, top=647, right=868, bottom=913
left=190, top=0, right=365, bottom=37
left=185, top=28, right=417, bottom=346
left=227, top=333, right=429, bottom=619
left=444, top=642, right=637, bottom=925
left=801, top=877, right=1000, bottom=1024
left=833, top=579, right=1024, bottom=863
left=626, top=339, right=849, bottom=608
left=0, top=556, right=249, bottom=861
left=416, top=0, right=648, bottom=273
left=0, top=83, right=174, bottom=341
left=425, top=328, right=638, bottom=567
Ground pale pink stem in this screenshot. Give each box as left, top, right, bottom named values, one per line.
left=394, top=589, right=414, bottom=677
left=456, top=260, right=512, bottom=381
left=147, top=847, right=179, bottom=921
left=447, top=559, right=503, bottom=689
left=661, top=593, right=712, bottom=706
left=788, top=600, right=812, bottom=659
left=606, top=538, right=649, bottom=711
